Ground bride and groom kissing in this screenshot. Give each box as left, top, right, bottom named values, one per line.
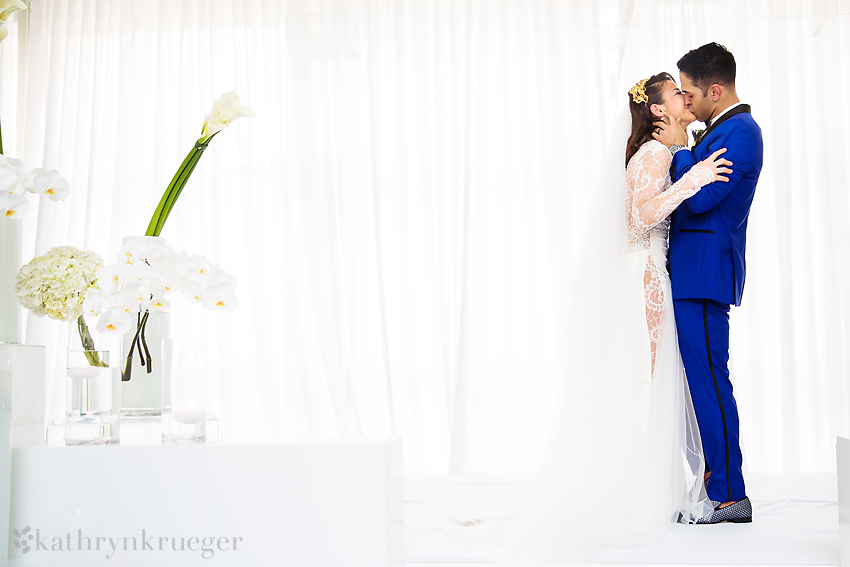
left=497, top=41, right=764, bottom=565
left=639, top=41, right=763, bottom=525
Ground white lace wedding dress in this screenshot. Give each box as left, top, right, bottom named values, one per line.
left=487, top=139, right=717, bottom=565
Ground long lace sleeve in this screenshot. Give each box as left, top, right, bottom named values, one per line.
left=627, top=142, right=714, bottom=235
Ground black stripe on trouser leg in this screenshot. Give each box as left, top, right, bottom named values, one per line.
left=703, top=299, right=732, bottom=503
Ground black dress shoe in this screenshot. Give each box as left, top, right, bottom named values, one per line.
left=696, top=497, right=752, bottom=524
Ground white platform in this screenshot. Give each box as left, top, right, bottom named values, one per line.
left=837, top=438, right=850, bottom=567
left=8, top=438, right=403, bottom=566
left=403, top=472, right=840, bottom=566
left=0, top=348, right=13, bottom=565
left=2, top=345, right=45, bottom=449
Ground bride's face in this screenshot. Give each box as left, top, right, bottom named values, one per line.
left=651, top=80, right=696, bottom=126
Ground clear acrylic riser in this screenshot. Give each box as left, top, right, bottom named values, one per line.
left=46, top=413, right=219, bottom=446
left=64, top=362, right=121, bottom=445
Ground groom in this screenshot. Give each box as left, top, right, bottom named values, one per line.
left=654, top=42, right=763, bottom=524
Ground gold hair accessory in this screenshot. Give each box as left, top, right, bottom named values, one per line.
left=629, top=78, right=649, bottom=104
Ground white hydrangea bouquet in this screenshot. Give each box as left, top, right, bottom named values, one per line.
left=15, top=246, right=108, bottom=367
left=84, top=239, right=238, bottom=381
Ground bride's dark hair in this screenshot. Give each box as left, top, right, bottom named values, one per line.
left=625, top=72, right=675, bottom=167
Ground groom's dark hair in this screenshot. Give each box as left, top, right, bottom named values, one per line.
left=677, top=42, right=736, bottom=95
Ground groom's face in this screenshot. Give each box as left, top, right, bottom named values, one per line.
left=679, top=72, right=713, bottom=123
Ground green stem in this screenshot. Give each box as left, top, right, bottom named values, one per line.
left=140, top=311, right=153, bottom=374
left=144, top=134, right=216, bottom=237
left=135, top=312, right=146, bottom=366
left=121, top=311, right=150, bottom=382
left=0, top=113, right=4, bottom=155
left=76, top=314, right=108, bottom=367
left=153, top=148, right=204, bottom=235
left=145, top=150, right=197, bottom=237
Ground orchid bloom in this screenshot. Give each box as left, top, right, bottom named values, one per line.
left=0, top=156, right=27, bottom=195
left=181, top=280, right=204, bottom=306
left=201, top=285, right=238, bottom=312
left=82, top=293, right=107, bottom=320
left=96, top=310, right=133, bottom=335
left=0, top=192, right=28, bottom=218
left=113, top=284, right=152, bottom=315
left=148, top=295, right=171, bottom=312
left=25, top=168, right=71, bottom=201
left=96, top=264, right=123, bottom=295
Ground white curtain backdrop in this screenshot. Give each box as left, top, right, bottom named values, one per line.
left=4, top=0, right=849, bottom=473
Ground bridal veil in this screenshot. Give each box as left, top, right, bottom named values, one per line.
left=437, top=108, right=710, bottom=565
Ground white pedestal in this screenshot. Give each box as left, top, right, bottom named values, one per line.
left=4, top=345, right=44, bottom=448
left=0, top=218, right=24, bottom=344
left=8, top=438, right=404, bottom=566
left=0, top=348, right=13, bottom=564
left=838, top=437, right=850, bottom=566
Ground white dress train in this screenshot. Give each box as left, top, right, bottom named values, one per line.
left=491, top=139, right=716, bottom=565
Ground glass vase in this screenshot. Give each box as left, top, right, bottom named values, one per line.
left=0, top=219, right=23, bottom=344
left=120, top=235, right=171, bottom=417
left=121, top=310, right=170, bottom=417
left=161, top=339, right=219, bottom=444
left=64, top=317, right=120, bottom=445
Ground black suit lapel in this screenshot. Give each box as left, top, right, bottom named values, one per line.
left=693, top=104, right=751, bottom=149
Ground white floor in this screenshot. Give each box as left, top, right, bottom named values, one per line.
left=403, top=473, right=840, bottom=566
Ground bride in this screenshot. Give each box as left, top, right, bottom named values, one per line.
left=489, top=73, right=734, bottom=565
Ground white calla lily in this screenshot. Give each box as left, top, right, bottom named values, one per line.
left=199, top=89, right=255, bottom=142
left=146, top=90, right=254, bottom=236
left=0, top=0, right=27, bottom=22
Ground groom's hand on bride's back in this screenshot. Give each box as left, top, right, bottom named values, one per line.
left=674, top=127, right=758, bottom=214
left=652, top=113, right=687, bottom=147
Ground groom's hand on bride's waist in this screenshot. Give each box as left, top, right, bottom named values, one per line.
left=652, top=112, right=688, bottom=148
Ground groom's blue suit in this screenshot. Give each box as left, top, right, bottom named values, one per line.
left=669, top=104, right=763, bottom=504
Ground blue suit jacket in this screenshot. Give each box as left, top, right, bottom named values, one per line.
left=669, top=106, right=763, bottom=306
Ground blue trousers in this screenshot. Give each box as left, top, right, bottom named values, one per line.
left=673, top=298, right=746, bottom=503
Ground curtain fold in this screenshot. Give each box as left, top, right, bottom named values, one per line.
left=6, top=0, right=849, bottom=473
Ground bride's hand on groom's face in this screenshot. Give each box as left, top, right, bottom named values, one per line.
left=652, top=113, right=687, bottom=147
